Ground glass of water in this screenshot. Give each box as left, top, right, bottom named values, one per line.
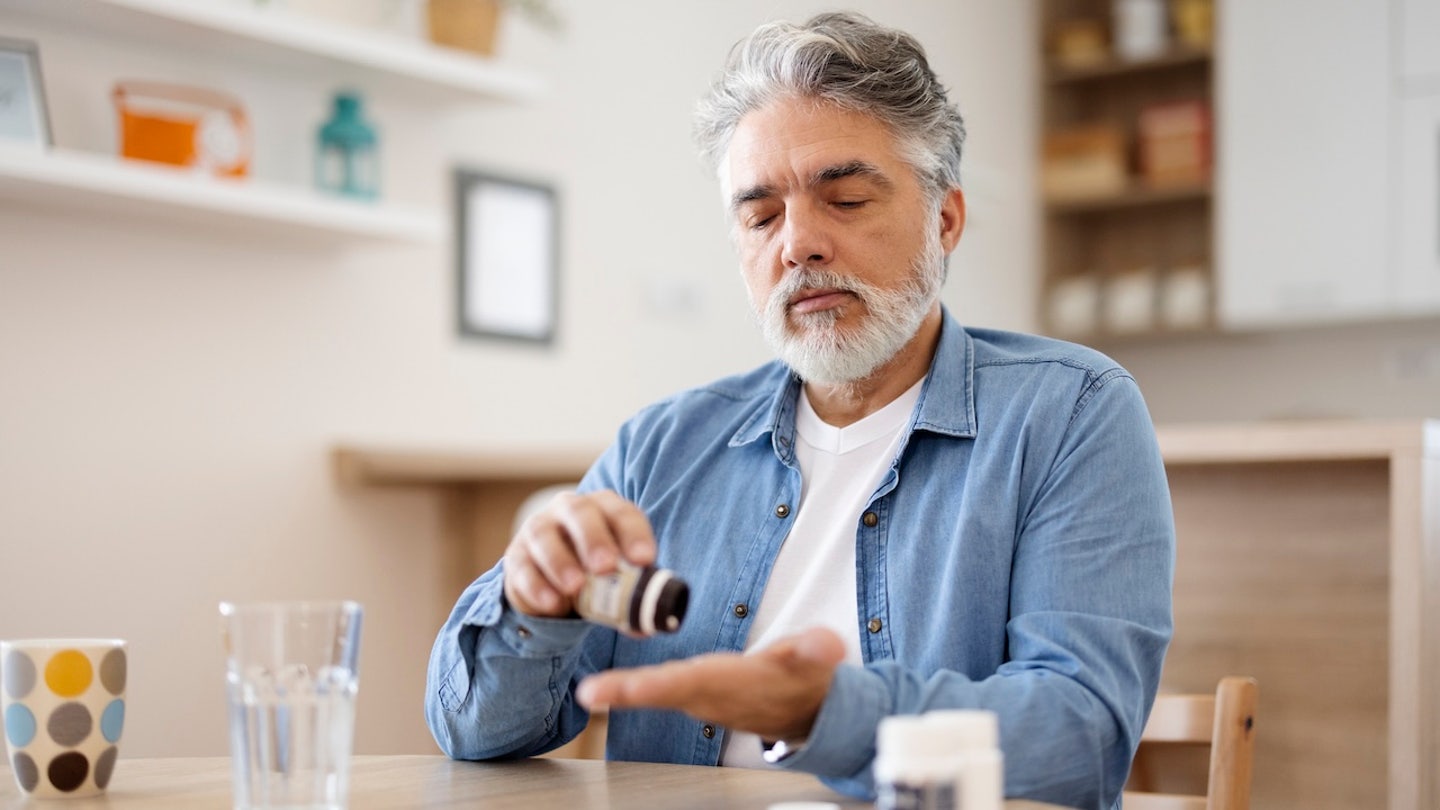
left=220, top=601, right=363, bottom=810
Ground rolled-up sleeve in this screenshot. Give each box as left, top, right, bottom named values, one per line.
left=424, top=561, right=600, bottom=760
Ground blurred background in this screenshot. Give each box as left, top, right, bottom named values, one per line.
left=0, top=0, right=1435, bottom=792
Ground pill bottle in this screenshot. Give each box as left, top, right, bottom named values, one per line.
left=575, top=560, right=689, bottom=636
left=875, top=710, right=1004, bottom=810
left=875, top=714, right=958, bottom=810
left=926, top=710, right=1004, bottom=810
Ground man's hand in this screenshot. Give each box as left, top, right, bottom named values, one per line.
left=575, top=627, right=846, bottom=743
left=503, top=490, right=657, bottom=618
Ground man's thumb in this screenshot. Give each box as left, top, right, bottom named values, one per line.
left=792, top=626, right=846, bottom=668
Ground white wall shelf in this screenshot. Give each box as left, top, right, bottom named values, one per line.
left=0, top=145, right=444, bottom=244
left=2, top=0, right=543, bottom=104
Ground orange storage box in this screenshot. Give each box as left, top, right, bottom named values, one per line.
left=113, top=81, right=252, bottom=178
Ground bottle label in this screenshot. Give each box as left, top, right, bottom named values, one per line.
left=575, top=562, right=644, bottom=633
left=877, top=780, right=957, bottom=810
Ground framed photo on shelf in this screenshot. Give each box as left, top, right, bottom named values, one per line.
left=454, top=168, right=560, bottom=344
left=0, top=37, right=52, bottom=147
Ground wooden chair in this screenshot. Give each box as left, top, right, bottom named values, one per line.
left=1124, top=676, right=1259, bottom=810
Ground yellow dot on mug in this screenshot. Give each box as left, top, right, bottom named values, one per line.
left=44, top=651, right=93, bottom=698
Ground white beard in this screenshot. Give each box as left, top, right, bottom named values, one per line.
left=753, top=229, right=945, bottom=386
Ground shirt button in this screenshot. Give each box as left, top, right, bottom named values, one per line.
left=862, top=511, right=878, bottom=527
left=775, top=504, right=790, bottom=518
left=517, top=626, right=532, bottom=639
left=867, top=618, right=883, bottom=633
left=733, top=603, right=748, bottom=618
left=702, top=724, right=716, bottom=739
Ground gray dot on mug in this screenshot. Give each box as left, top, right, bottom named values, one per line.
left=47, top=751, right=89, bottom=792
left=12, top=752, right=39, bottom=792
left=94, top=746, right=118, bottom=789
left=99, top=649, right=126, bottom=695
left=47, top=703, right=93, bottom=748
left=3, top=651, right=35, bottom=700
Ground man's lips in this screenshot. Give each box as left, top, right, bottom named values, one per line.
left=788, top=288, right=854, bottom=314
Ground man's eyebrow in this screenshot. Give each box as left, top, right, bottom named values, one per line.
left=812, top=160, right=893, bottom=188
left=728, top=161, right=893, bottom=213
left=730, top=184, right=775, bottom=213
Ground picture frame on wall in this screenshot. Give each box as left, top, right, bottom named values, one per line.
left=455, top=168, right=560, bottom=344
left=0, top=37, right=52, bottom=148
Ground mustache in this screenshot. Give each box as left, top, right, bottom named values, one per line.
left=770, top=268, right=870, bottom=308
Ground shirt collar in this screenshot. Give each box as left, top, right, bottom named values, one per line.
left=728, top=306, right=977, bottom=456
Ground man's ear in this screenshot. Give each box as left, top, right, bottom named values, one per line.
left=939, top=187, right=966, bottom=254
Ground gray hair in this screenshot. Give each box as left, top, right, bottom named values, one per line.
left=694, top=11, right=965, bottom=202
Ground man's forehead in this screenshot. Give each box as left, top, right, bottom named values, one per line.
left=726, top=103, right=903, bottom=189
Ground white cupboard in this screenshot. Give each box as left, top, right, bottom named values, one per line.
left=1217, top=0, right=1394, bottom=328
left=1397, top=93, right=1440, bottom=311
left=1396, top=0, right=1440, bottom=312
left=1398, top=0, right=1440, bottom=86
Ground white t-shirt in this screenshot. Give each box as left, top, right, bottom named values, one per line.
left=719, top=377, right=924, bottom=768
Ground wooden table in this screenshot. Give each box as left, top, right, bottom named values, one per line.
left=0, top=756, right=1069, bottom=809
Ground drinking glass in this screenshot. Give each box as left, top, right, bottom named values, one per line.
left=220, top=601, right=362, bottom=810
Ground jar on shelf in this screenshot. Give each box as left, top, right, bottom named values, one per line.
left=1112, top=0, right=1169, bottom=61
left=315, top=90, right=379, bottom=200
left=1171, top=0, right=1214, bottom=49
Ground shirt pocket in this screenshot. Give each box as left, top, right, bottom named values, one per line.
left=436, top=657, right=471, bottom=713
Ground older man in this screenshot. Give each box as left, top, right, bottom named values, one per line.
left=426, top=12, right=1174, bottom=810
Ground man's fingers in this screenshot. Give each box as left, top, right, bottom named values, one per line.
left=551, top=492, right=621, bottom=573
left=501, top=490, right=660, bottom=619
left=549, top=490, right=656, bottom=573
left=792, top=626, right=847, bottom=667
left=577, top=657, right=729, bottom=711
left=578, top=629, right=844, bottom=712
left=576, top=644, right=838, bottom=742
left=518, top=518, right=587, bottom=594
left=591, top=490, right=657, bottom=566
left=759, top=627, right=847, bottom=669
left=578, top=660, right=691, bottom=709
left=502, top=553, right=567, bottom=616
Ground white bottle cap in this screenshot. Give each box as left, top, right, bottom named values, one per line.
left=924, top=709, right=999, bottom=750
left=877, top=714, right=943, bottom=760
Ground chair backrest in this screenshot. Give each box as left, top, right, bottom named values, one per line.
left=1124, top=676, right=1259, bottom=810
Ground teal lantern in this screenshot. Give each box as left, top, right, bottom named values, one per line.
left=315, top=90, right=379, bottom=200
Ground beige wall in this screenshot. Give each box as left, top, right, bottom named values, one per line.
left=3, top=0, right=1438, bottom=764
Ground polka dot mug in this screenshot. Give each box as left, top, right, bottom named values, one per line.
left=1, top=639, right=126, bottom=798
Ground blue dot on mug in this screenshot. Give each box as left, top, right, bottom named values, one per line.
left=5, top=704, right=36, bottom=747
left=101, top=699, right=125, bottom=744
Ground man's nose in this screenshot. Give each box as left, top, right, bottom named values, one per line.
left=780, top=205, right=833, bottom=269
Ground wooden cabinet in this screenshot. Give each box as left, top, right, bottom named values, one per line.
left=1038, top=0, right=1216, bottom=341
left=1158, top=420, right=1440, bottom=810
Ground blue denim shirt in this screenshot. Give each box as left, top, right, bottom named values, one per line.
left=426, top=308, right=1175, bottom=810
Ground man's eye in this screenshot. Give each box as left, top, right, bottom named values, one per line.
left=833, top=200, right=867, bottom=209
left=748, top=215, right=776, bottom=230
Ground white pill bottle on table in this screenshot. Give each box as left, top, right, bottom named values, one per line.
left=875, top=709, right=1003, bottom=810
